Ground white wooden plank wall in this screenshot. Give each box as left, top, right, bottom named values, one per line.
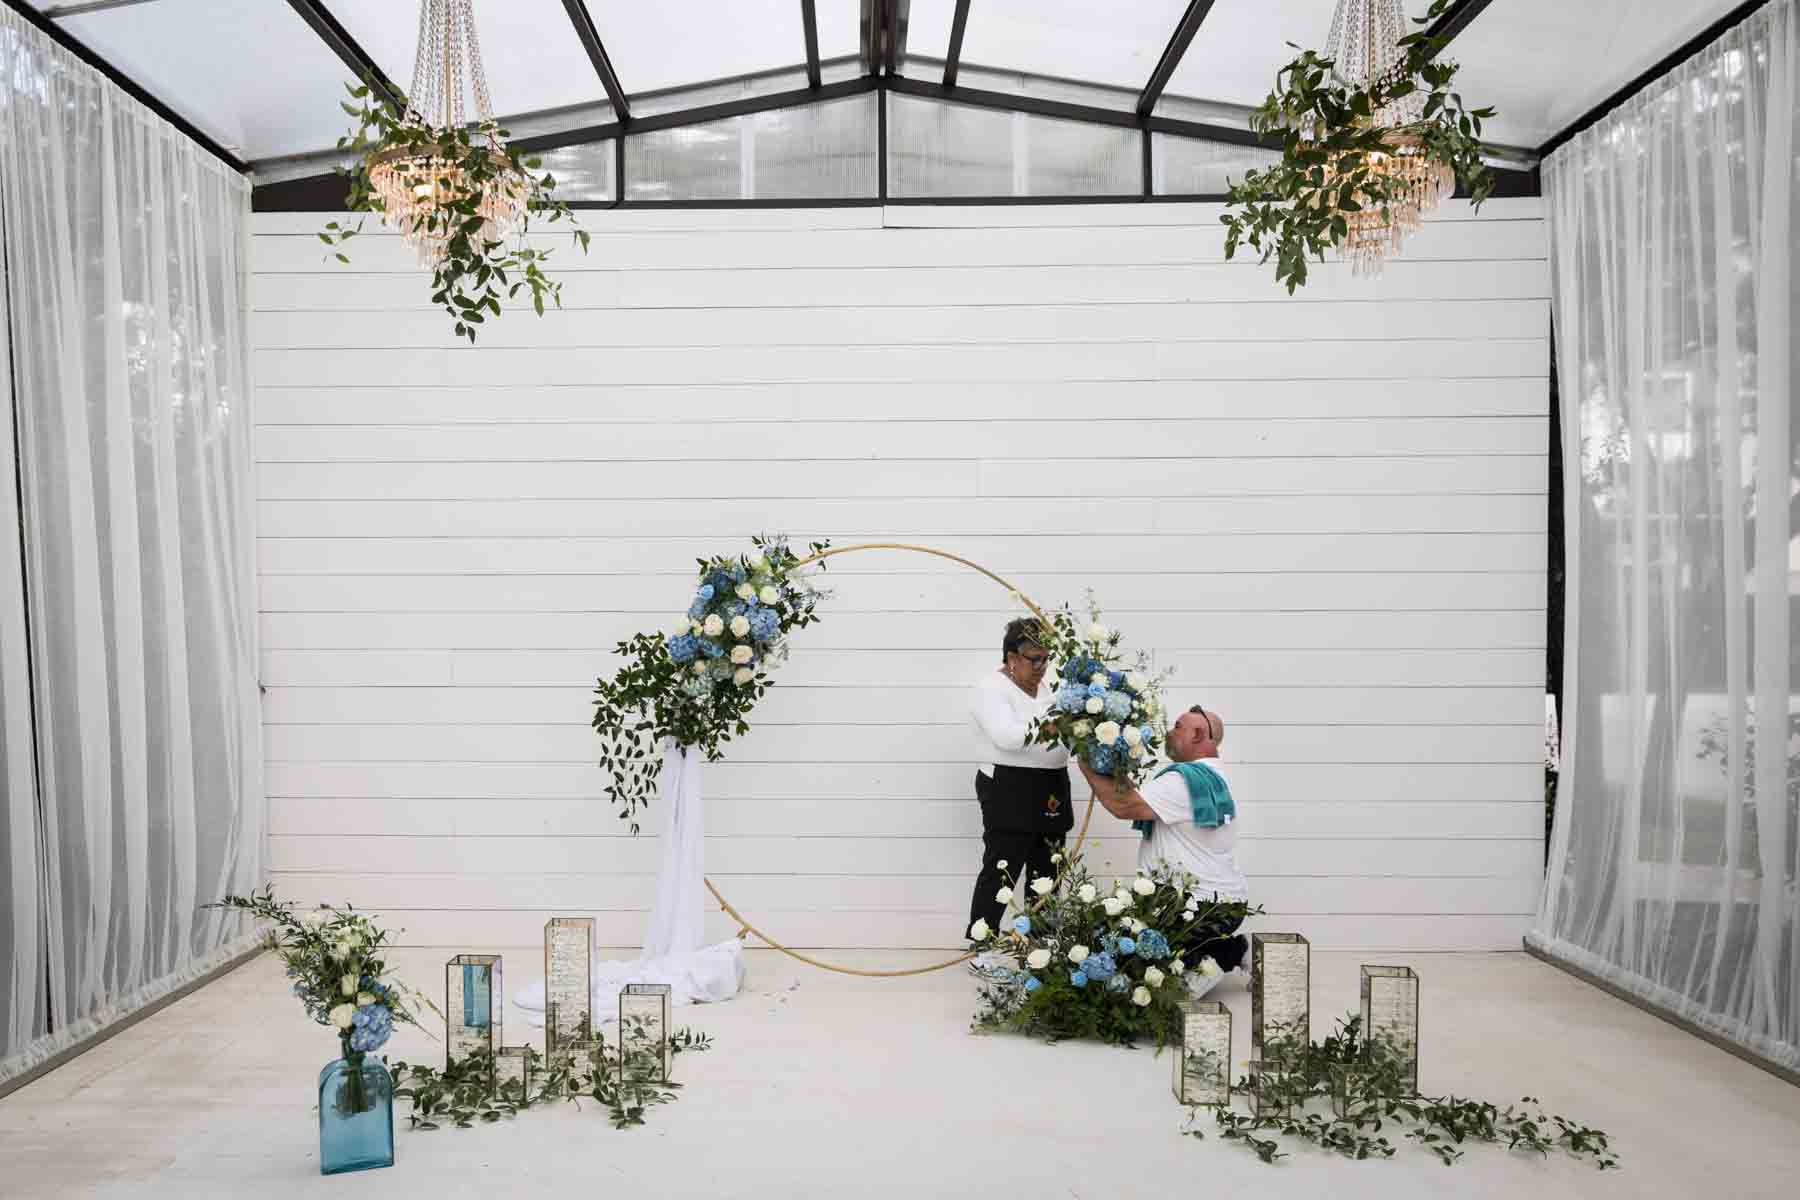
left=250, top=199, right=1549, bottom=950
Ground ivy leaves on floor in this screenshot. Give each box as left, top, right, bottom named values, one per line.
left=392, top=1028, right=714, bottom=1132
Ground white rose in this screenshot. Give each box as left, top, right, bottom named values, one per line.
left=340, top=974, right=358, bottom=997
left=1102, top=897, right=1125, bottom=917
left=747, top=551, right=767, bottom=570
left=673, top=617, right=691, bottom=636
left=1129, top=742, right=1145, bottom=759
left=1095, top=721, right=1121, bottom=746
left=1090, top=672, right=1107, bottom=685
left=1087, top=623, right=1109, bottom=643
left=702, top=614, right=724, bottom=637
left=356, top=991, right=375, bottom=1006
left=1049, top=852, right=1062, bottom=865
left=730, top=644, right=753, bottom=664
left=735, top=583, right=756, bottom=601
left=1030, top=876, right=1054, bottom=896
left=1198, top=957, right=1223, bottom=978
left=1132, top=877, right=1155, bottom=897
left=1114, top=889, right=1134, bottom=906
left=1131, top=986, right=1152, bottom=1007
left=1085, top=697, right=1105, bottom=715
left=330, top=941, right=353, bottom=961
left=1125, top=917, right=1146, bottom=934
left=692, top=661, right=707, bottom=675
left=1144, top=966, right=1165, bottom=988
left=1126, top=672, right=1146, bottom=691
left=300, top=910, right=329, bottom=930
left=1026, top=949, right=1052, bottom=970
left=1123, top=725, right=1143, bottom=747
left=733, top=667, right=754, bottom=685
left=1068, top=945, right=1090, bottom=964
left=729, top=615, right=751, bottom=638
left=997, top=860, right=1008, bottom=870
left=969, top=919, right=991, bottom=941
left=1170, top=959, right=1187, bottom=976
left=330, top=1003, right=357, bottom=1030
left=759, top=585, right=780, bottom=605
left=1072, top=720, right=1092, bottom=737
left=995, top=886, right=1013, bottom=905
left=1076, top=883, right=1098, bottom=903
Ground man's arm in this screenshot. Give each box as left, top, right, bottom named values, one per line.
left=1077, top=758, right=1156, bottom=823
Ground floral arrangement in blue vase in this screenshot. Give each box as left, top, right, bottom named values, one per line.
left=214, top=888, right=436, bottom=1175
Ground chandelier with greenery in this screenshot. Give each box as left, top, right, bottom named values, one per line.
left=321, top=0, right=589, bottom=342
left=1221, top=0, right=1497, bottom=291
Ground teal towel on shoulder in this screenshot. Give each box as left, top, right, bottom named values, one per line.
left=1132, top=761, right=1235, bottom=837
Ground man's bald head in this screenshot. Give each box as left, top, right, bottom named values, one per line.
left=1167, top=705, right=1223, bottom=761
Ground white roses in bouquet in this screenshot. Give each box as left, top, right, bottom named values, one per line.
left=1026, top=949, right=1052, bottom=970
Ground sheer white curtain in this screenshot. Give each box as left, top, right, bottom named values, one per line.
left=1535, top=0, right=1798, bottom=1073
left=0, top=10, right=262, bottom=1084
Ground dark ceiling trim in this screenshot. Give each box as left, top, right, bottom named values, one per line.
left=859, top=0, right=880, bottom=75
left=1536, top=0, right=1770, bottom=159
left=1, top=0, right=246, bottom=172
left=1421, top=0, right=1498, bottom=48
left=282, top=0, right=405, bottom=113
left=559, top=0, right=630, bottom=123
left=800, top=0, right=822, bottom=89
left=943, top=0, right=971, bottom=87
left=507, top=76, right=878, bottom=155
left=888, top=74, right=1279, bottom=150
left=884, top=0, right=910, bottom=75
left=1137, top=0, right=1217, bottom=117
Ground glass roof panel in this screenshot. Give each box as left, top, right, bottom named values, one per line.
left=328, top=0, right=608, bottom=121
left=590, top=1, right=813, bottom=95
left=1166, top=0, right=1437, bottom=111
left=52, top=0, right=359, bottom=161
left=956, top=0, right=1190, bottom=92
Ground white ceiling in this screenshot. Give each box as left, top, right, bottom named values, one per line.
left=23, top=0, right=1752, bottom=162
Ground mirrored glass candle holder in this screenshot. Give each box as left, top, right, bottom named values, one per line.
left=1360, top=964, right=1420, bottom=1095
left=619, top=982, right=672, bottom=1083
left=494, top=1045, right=534, bottom=1100
left=544, top=917, right=595, bottom=1053
left=445, top=954, right=502, bottom=1075
left=550, top=1038, right=606, bottom=1096
left=1172, top=998, right=1231, bottom=1106
left=1250, top=932, right=1310, bottom=1061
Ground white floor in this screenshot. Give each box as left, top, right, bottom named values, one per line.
left=3, top=947, right=1797, bottom=1199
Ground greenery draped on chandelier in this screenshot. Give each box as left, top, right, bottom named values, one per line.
left=321, top=0, right=589, bottom=342
left=1222, top=0, right=1498, bottom=291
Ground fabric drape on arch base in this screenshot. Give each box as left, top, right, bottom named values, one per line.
left=514, top=741, right=744, bottom=1025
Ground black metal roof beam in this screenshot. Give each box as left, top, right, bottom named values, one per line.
left=560, top=0, right=630, bottom=123
left=859, top=0, right=880, bottom=75
left=1421, top=0, right=1498, bottom=49
left=943, top=0, right=971, bottom=87
left=884, top=0, right=910, bottom=75
left=888, top=74, right=1280, bottom=150
left=1136, top=0, right=1217, bottom=117
left=283, top=0, right=405, bottom=113
left=1536, top=0, right=1768, bottom=159
left=509, top=76, right=877, bottom=155
left=800, top=0, right=822, bottom=89
left=1, top=0, right=245, bottom=171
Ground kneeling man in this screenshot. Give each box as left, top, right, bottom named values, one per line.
left=1077, top=705, right=1249, bottom=981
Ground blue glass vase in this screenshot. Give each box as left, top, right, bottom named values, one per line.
left=317, top=1053, right=394, bottom=1175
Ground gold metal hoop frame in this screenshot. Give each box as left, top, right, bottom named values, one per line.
left=700, top=543, right=1096, bottom=978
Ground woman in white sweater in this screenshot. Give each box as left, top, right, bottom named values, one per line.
left=967, top=619, right=1072, bottom=938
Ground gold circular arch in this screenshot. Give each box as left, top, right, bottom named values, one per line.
left=702, top=542, right=1097, bottom=978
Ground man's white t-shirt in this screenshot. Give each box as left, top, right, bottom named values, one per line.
left=1136, top=758, right=1247, bottom=902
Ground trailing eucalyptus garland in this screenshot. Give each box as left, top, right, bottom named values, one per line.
left=393, top=1029, right=713, bottom=1132
left=1221, top=0, right=1497, bottom=292
left=1185, top=1015, right=1617, bottom=1169
left=320, top=81, right=591, bottom=343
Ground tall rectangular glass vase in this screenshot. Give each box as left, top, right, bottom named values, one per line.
left=545, top=917, right=595, bottom=1054
left=445, top=953, right=502, bottom=1077
left=1250, top=932, right=1310, bottom=1061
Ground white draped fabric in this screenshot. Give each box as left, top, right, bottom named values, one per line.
left=0, top=11, right=263, bottom=1084
left=1534, top=0, right=1798, bottom=1072
left=515, top=741, right=743, bottom=1025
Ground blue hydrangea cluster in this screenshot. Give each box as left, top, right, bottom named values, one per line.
left=348, top=1002, right=393, bottom=1053
left=1134, top=929, right=1171, bottom=960
left=1076, top=950, right=1117, bottom=983
left=1105, top=973, right=1130, bottom=994
left=1117, top=936, right=1138, bottom=956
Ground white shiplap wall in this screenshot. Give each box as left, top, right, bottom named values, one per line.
left=251, top=199, right=1549, bottom=950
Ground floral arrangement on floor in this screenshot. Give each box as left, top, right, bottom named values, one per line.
left=1027, top=594, right=1173, bottom=781
left=1191, top=1015, right=1617, bottom=1170
left=971, top=850, right=1259, bottom=1046
left=393, top=1029, right=713, bottom=1132
left=593, top=535, right=831, bottom=831
left=212, top=888, right=437, bottom=1114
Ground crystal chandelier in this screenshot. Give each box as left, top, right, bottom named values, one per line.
left=1320, top=0, right=1455, bottom=275
left=368, top=0, right=527, bottom=266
